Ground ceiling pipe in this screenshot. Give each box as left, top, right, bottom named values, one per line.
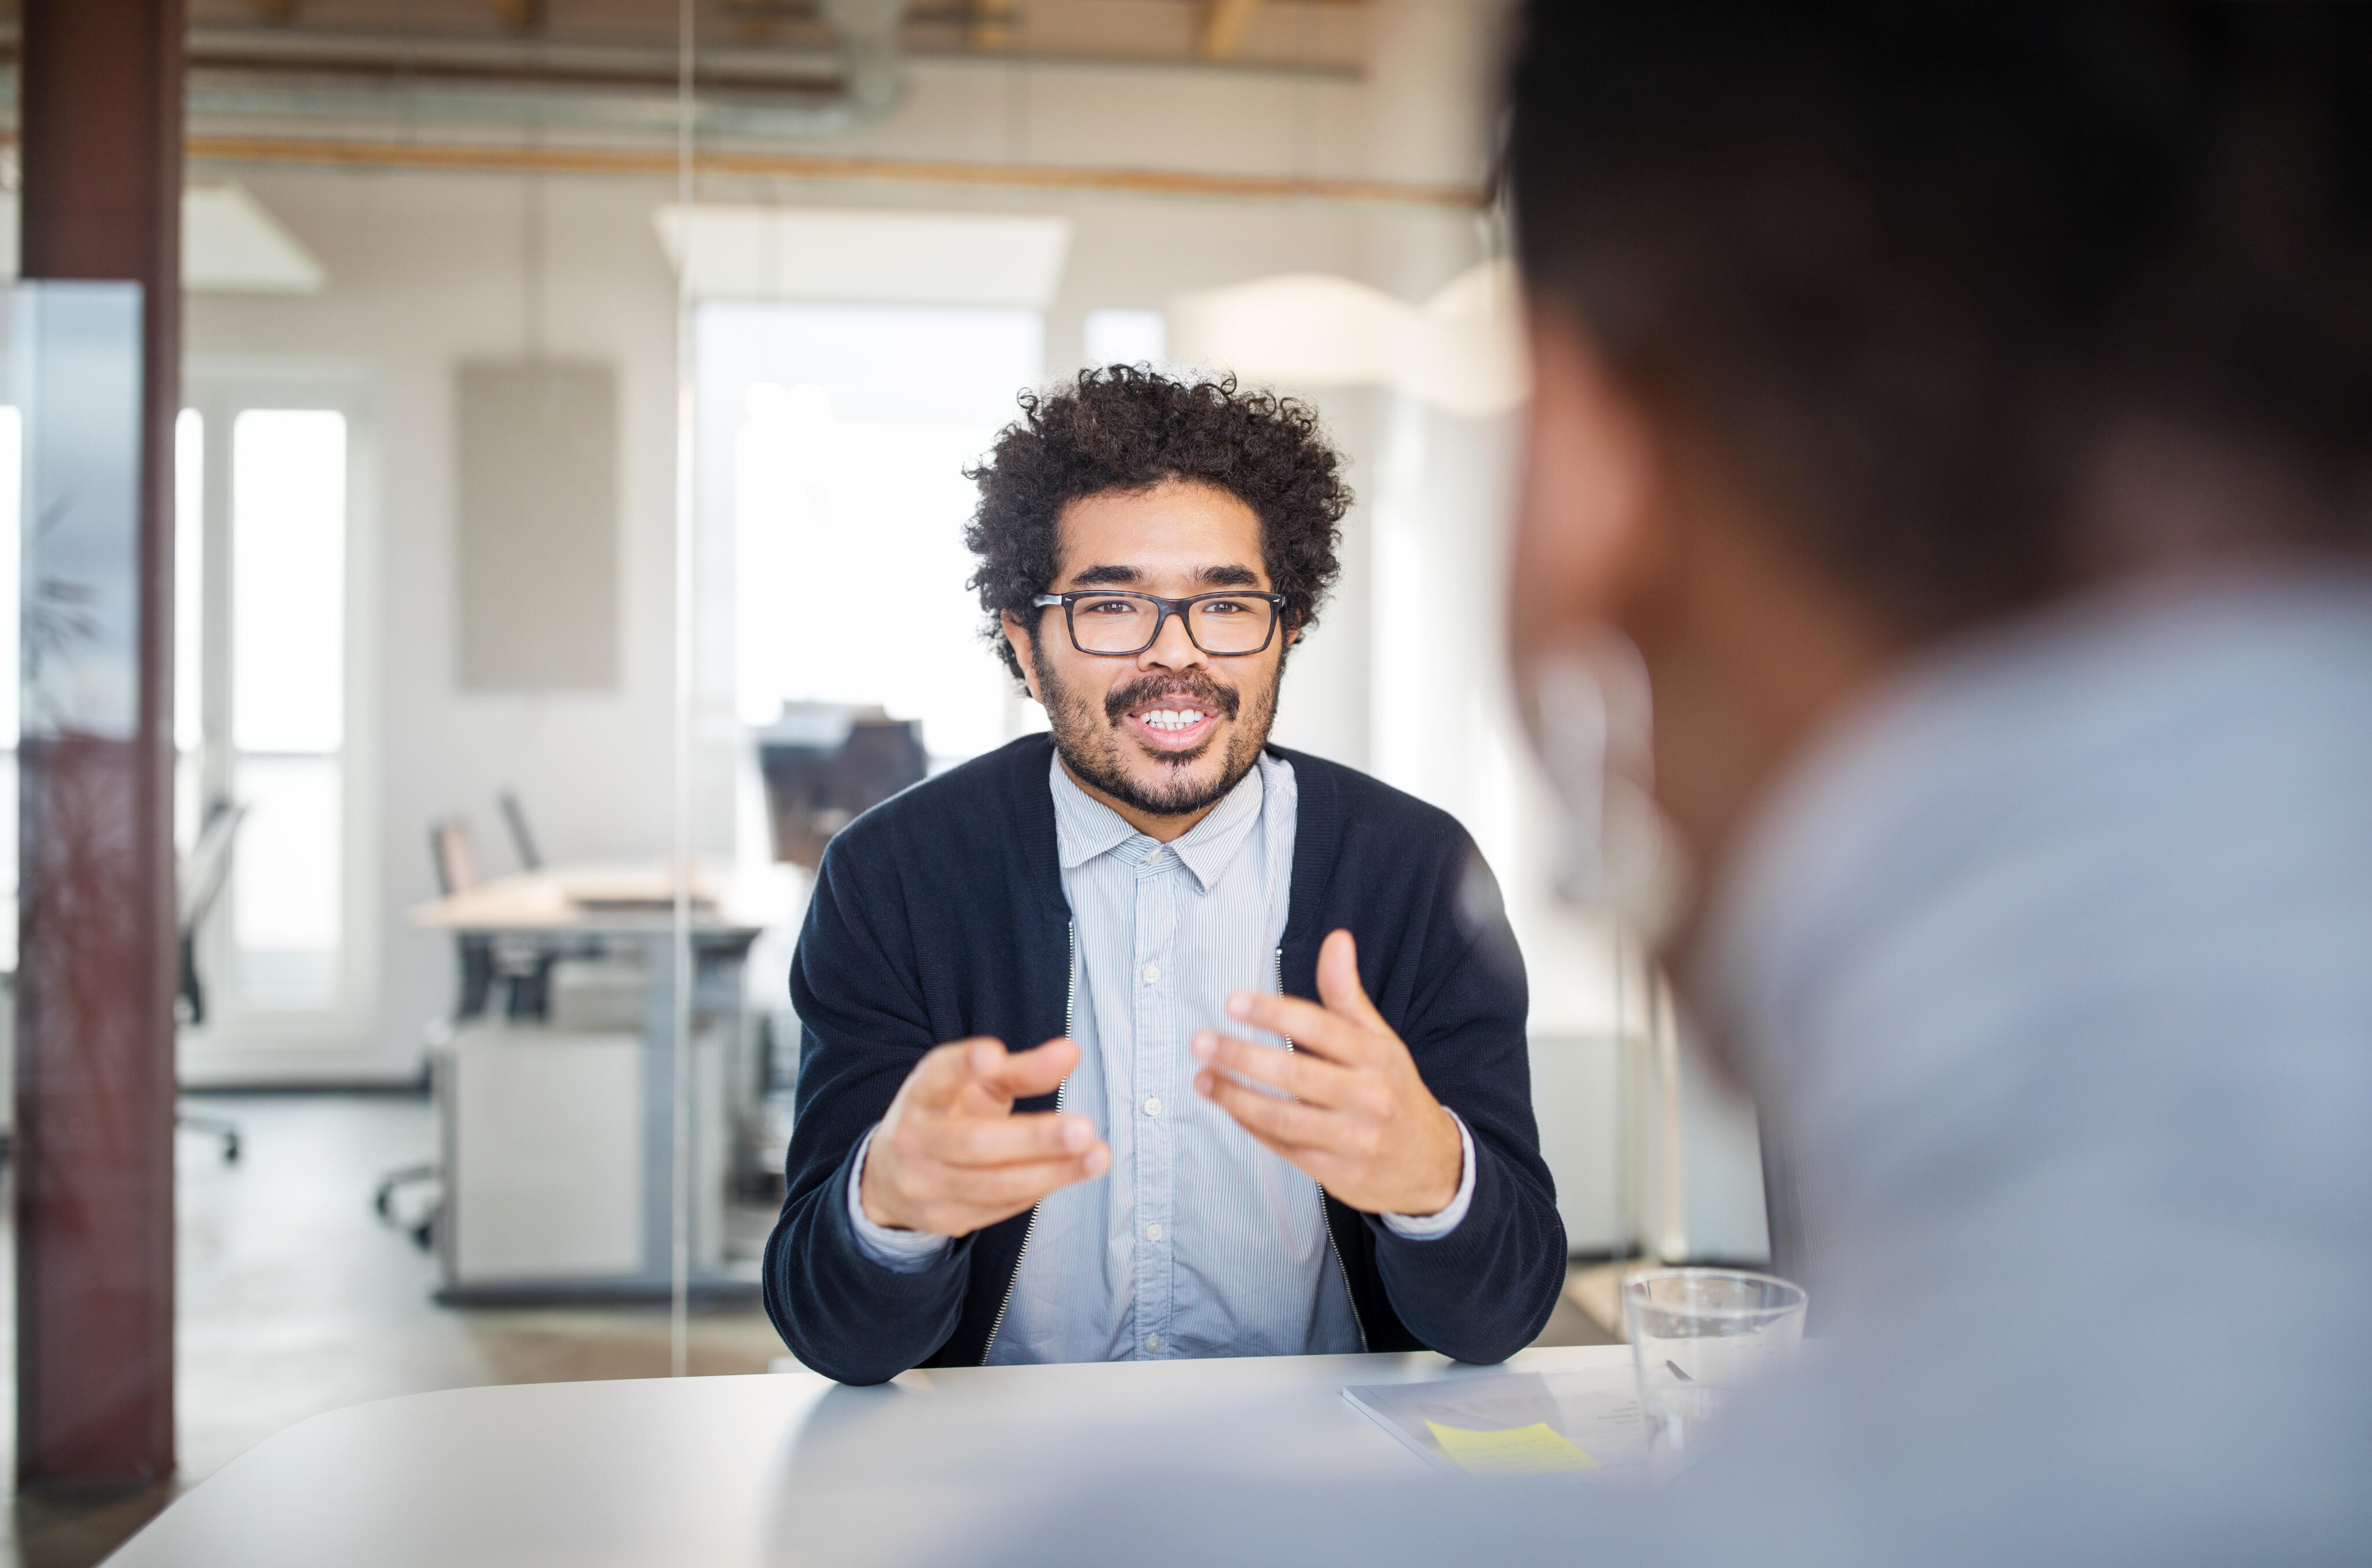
left=170, top=1, right=915, bottom=139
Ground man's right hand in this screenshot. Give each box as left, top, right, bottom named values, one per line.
left=858, top=1036, right=1109, bottom=1237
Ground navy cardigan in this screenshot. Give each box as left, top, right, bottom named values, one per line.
left=762, top=735, right=1565, bottom=1385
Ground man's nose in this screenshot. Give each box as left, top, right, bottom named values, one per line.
left=1139, top=607, right=1208, bottom=672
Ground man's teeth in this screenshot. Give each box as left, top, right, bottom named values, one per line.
left=1140, top=709, right=1209, bottom=732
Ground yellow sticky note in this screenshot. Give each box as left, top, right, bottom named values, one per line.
left=1425, top=1419, right=1599, bottom=1477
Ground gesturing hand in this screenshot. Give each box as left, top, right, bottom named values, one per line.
left=1191, top=929, right=1463, bottom=1217
left=860, top=1037, right=1111, bottom=1237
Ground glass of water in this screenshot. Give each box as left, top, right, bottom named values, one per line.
left=1623, top=1268, right=1807, bottom=1468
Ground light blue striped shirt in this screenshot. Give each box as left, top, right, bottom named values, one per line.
left=848, top=750, right=1474, bottom=1364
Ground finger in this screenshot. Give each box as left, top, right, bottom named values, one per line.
left=1240, top=1134, right=1357, bottom=1195
left=1189, top=1029, right=1370, bottom=1111
left=1195, top=1070, right=1361, bottom=1154
left=907, top=1039, right=1003, bottom=1107
left=932, top=1110, right=1099, bottom=1168
left=1222, top=990, right=1386, bottom=1068
left=942, top=1148, right=1111, bottom=1214
left=1315, top=929, right=1391, bottom=1033
left=970, top=1036, right=1080, bottom=1101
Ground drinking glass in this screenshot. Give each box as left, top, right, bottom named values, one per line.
left=1623, top=1268, right=1807, bottom=1467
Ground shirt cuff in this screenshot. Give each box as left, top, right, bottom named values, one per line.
left=1379, top=1109, right=1476, bottom=1241
left=845, top=1125, right=954, bottom=1272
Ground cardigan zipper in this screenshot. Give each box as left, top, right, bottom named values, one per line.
left=1281, top=944, right=1367, bottom=1351
left=982, top=921, right=1076, bottom=1364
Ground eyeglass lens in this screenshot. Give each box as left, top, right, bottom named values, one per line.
left=1069, top=594, right=1275, bottom=655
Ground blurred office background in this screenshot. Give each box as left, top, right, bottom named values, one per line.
left=0, top=2, right=1764, bottom=1560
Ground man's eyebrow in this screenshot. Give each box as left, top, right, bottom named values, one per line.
left=1062, top=562, right=1263, bottom=588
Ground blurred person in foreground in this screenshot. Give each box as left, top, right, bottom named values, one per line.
left=972, top=4, right=2372, bottom=1563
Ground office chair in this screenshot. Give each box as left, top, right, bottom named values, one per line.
left=497, top=787, right=543, bottom=871
left=176, top=800, right=250, bottom=1165
left=429, top=816, right=502, bottom=1018
left=376, top=815, right=496, bottom=1250
left=757, top=716, right=929, bottom=868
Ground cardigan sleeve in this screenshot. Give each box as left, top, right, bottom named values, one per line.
left=1363, top=845, right=1568, bottom=1363
left=761, top=836, right=975, bottom=1384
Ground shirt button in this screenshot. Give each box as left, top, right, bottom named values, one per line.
left=1145, top=1334, right=1163, bottom=1353
left=1143, top=1096, right=1162, bottom=1117
left=1141, top=963, right=1161, bottom=984
left=1145, top=1222, right=1163, bottom=1241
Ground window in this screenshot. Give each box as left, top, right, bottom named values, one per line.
left=5, top=385, right=364, bottom=1029
left=702, top=303, right=1044, bottom=765
left=227, top=409, right=349, bottom=1008
left=0, top=408, right=18, bottom=971
left=180, top=386, right=362, bottom=1031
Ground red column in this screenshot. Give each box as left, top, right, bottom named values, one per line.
left=14, top=0, right=185, bottom=1489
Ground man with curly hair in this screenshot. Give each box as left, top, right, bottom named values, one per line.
left=763, top=367, right=1565, bottom=1383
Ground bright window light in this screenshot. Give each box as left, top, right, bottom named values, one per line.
left=709, top=303, right=1042, bottom=763
left=232, top=409, right=345, bottom=754
left=0, top=405, right=20, bottom=752
left=0, top=406, right=17, bottom=961
left=228, top=408, right=348, bottom=1010
left=176, top=408, right=205, bottom=755
left=233, top=754, right=342, bottom=1002
left=1083, top=308, right=1168, bottom=370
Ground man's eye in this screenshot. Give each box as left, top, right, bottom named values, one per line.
left=1199, top=599, right=1251, bottom=615
left=1082, top=599, right=1140, bottom=615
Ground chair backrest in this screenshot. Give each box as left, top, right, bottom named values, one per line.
left=429, top=817, right=482, bottom=897
left=497, top=789, right=543, bottom=871
left=178, top=801, right=250, bottom=934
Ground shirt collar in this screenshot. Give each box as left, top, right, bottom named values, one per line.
left=1047, top=750, right=1268, bottom=893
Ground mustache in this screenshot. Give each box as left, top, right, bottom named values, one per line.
left=1103, top=672, right=1241, bottom=727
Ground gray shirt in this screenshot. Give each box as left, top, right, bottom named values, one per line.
left=971, top=573, right=2372, bottom=1563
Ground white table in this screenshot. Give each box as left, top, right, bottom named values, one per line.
left=412, top=860, right=802, bottom=1301
left=108, top=1346, right=1634, bottom=1567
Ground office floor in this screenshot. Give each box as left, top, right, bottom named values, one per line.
left=0, top=1092, right=1612, bottom=1568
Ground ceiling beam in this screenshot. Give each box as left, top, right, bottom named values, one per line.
left=970, top=0, right=1020, bottom=52
left=173, top=131, right=1488, bottom=208
left=1199, top=0, right=1261, bottom=60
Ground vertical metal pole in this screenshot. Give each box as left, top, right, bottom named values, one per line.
left=14, top=0, right=185, bottom=1489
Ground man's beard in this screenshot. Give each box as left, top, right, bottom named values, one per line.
left=1038, top=655, right=1282, bottom=820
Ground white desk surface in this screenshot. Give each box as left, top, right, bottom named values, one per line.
left=412, top=859, right=805, bottom=935
left=109, top=1344, right=1634, bottom=1568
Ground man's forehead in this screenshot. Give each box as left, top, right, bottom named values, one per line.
left=1053, top=481, right=1267, bottom=584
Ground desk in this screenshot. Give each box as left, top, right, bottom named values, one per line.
left=413, top=860, right=804, bottom=1301
left=108, top=1346, right=1632, bottom=1567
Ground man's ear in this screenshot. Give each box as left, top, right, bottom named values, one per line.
left=1001, top=612, right=1045, bottom=704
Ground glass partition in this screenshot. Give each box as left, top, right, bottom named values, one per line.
left=3, top=4, right=1770, bottom=1556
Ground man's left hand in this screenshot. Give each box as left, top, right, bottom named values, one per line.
left=1191, top=928, right=1463, bottom=1217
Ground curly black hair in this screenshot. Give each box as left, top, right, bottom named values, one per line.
left=964, top=366, right=1351, bottom=685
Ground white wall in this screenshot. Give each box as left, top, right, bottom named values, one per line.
left=176, top=14, right=1495, bottom=1080
left=177, top=0, right=1766, bottom=1265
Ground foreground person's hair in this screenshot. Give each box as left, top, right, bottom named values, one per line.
left=965, top=367, right=1351, bottom=685
left=1506, top=2, right=2372, bottom=638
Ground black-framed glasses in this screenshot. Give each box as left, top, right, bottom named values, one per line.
left=1031, top=590, right=1287, bottom=657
